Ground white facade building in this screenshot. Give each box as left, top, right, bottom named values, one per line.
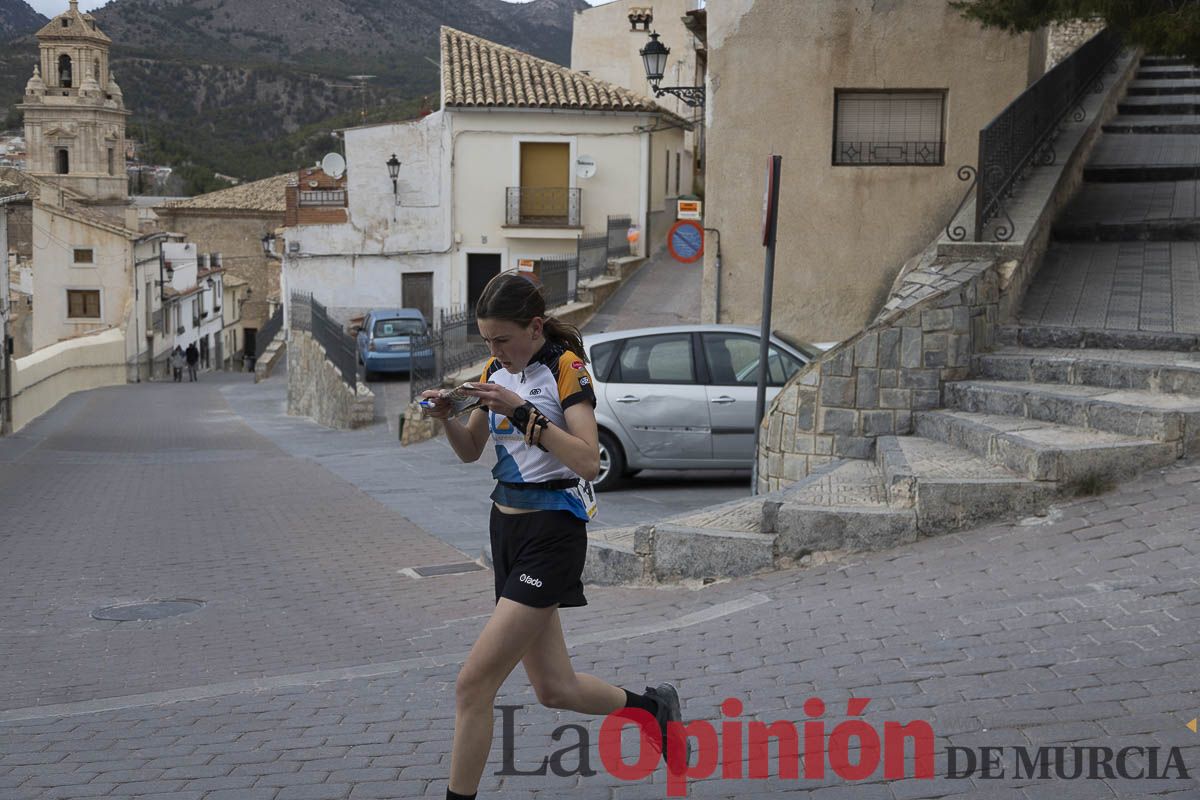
left=283, top=26, right=688, bottom=325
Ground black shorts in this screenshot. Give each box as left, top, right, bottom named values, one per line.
left=490, top=505, right=588, bottom=609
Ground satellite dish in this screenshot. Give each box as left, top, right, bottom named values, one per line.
left=576, top=155, right=597, bottom=179
left=322, top=152, right=346, bottom=179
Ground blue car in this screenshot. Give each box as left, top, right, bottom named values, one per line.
left=356, top=309, right=434, bottom=380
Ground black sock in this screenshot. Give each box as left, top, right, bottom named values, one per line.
left=623, top=688, right=660, bottom=718
left=447, top=789, right=476, bottom=800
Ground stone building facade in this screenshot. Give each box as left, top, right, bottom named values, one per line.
left=18, top=0, right=128, bottom=205
left=156, top=174, right=288, bottom=359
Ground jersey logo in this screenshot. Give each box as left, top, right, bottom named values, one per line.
left=571, top=360, right=584, bottom=370
left=578, top=376, right=590, bottom=387
left=528, top=387, right=543, bottom=396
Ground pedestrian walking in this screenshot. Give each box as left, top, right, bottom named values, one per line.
left=169, top=346, right=185, bottom=383
left=185, top=342, right=199, bottom=382
left=420, top=272, right=689, bottom=800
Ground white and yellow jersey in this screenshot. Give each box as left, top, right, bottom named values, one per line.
left=481, top=340, right=597, bottom=520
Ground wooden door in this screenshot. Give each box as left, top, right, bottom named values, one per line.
left=519, top=142, right=569, bottom=221
left=402, top=272, right=434, bottom=324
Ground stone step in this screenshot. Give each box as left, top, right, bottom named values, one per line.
left=1127, top=80, right=1200, bottom=96
left=1084, top=164, right=1200, bottom=183
left=875, top=435, right=1056, bottom=533
left=760, top=459, right=917, bottom=556
left=1118, top=96, right=1200, bottom=116
left=1052, top=180, right=1200, bottom=232
left=1052, top=218, right=1200, bottom=241
left=1141, top=56, right=1192, bottom=67
left=648, top=524, right=776, bottom=580
left=944, top=379, right=1200, bottom=450
left=1104, top=115, right=1200, bottom=134
left=998, top=324, right=1200, bottom=352
left=1136, top=68, right=1200, bottom=80
left=974, top=348, right=1200, bottom=395
left=914, top=409, right=1179, bottom=483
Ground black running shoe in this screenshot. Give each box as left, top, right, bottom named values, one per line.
left=644, top=682, right=691, bottom=771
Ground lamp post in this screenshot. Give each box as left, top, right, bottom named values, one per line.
left=387, top=154, right=401, bottom=198
left=639, top=32, right=704, bottom=109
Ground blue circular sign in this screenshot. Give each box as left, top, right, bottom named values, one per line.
left=669, top=220, right=705, bottom=263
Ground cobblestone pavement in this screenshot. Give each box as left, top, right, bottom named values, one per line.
left=2, top=375, right=1200, bottom=798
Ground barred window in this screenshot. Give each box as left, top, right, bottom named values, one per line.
left=834, top=91, right=946, bottom=166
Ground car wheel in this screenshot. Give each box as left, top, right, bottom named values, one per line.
left=595, top=430, right=626, bottom=493
left=623, top=468, right=643, bottom=478
left=363, top=366, right=374, bottom=382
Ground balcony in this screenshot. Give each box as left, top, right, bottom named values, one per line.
left=505, top=187, right=581, bottom=229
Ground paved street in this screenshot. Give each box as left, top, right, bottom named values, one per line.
left=1, top=373, right=1199, bottom=799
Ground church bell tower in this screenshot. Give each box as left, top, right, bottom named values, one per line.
left=18, top=0, right=129, bottom=203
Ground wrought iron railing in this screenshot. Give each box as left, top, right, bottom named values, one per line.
left=948, top=29, right=1122, bottom=242
left=255, top=303, right=284, bottom=359
left=578, top=233, right=609, bottom=281
left=835, top=140, right=945, bottom=165
left=410, top=307, right=493, bottom=402
left=538, top=256, right=578, bottom=309
left=505, top=187, right=582, bottom=227
left=607, top=215, right=632, bottom=258
left=290, top=292, right=357, bottom=388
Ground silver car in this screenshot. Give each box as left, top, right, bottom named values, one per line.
left=582, top=324, right=818, bottom=491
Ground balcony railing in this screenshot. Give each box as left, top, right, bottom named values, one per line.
left=299, top=190, right=347, bottom=207
left=505, top=187, right=582, bottom=227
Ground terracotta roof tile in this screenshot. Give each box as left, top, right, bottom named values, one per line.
left=440, top=26, right=686, bottom=124
left=165, top=173, right=290, bottom=213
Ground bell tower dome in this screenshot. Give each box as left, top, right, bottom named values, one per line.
left=18, top=0, right=129, bottom=202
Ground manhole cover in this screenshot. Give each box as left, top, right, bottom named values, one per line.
left=410, top=562, right=485, bottom=578
left=91, top=599, right=205, bottom=622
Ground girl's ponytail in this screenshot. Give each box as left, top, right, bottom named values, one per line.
left=543, top=317, right=587, bottom=364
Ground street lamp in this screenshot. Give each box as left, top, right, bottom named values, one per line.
left=386, top=154, right=401, bottom=197
left=639, top=32, right=704, bottom=109
left=260, top=232, right=275, bottom=257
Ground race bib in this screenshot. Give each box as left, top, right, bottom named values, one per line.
left=569, top=479, right=599, bottom=520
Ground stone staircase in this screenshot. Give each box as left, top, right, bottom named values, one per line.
left=584, top=53, right=1200, bottom=586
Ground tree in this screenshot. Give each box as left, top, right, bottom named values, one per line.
left=953, top=1, right=1200, bottom=61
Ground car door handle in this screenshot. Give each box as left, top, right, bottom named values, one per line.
left=710, top=396, right=736, bottom=404
left=615, top=395, right=641, bottom=403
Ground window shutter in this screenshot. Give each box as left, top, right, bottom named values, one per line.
left=834, top=91, right=945, bottom=165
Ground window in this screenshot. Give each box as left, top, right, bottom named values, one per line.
left=56, top=148, right=69, bottom=175
left=107, top=148, right=115, bottom=176
left=701, top=333, right=805, bottom=387
left=675, top=151, right=681, bottom=195
left=614, top=333, right=694, bottom=384
left=833, top=90, right=945, bottom=165
left=67, top=289, right=100, bottom=319
left=73, top=248, right=93, bottom=264
left=587, top=340, right=619, bottom=382
left=665, top=148, right=670, bottom=193
left=372, top=318, right=426, bottom=337
left=58, top=54, right=72, bottom=87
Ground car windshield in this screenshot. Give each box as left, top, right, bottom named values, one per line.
left=373, top=318, right=425, bottom=337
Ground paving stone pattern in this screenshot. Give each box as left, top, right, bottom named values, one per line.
left=2, top=373, right=1200, bottom=798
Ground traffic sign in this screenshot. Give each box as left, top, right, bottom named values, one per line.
left=668, top=220, right=705, bottom=263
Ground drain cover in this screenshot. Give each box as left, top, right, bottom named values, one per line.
left=411, top=562, right=485, bottom=577
left=91, top=599, right=205, bottom=622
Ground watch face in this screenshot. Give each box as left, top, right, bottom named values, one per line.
left=512, top=406, right=529, bottom=424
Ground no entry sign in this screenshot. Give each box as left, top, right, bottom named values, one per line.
left=668, top=220, right=705, bottom=263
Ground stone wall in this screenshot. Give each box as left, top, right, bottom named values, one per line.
left=1048, top=19, right=1107, bottom=68
left=286, top=330, right=373, bottom=430
left=757, top=256, right=1007, bottom=491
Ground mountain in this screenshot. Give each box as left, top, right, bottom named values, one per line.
left=0, top=0, right=587, bottom=190
left=0, top=0, right=43, bottom=39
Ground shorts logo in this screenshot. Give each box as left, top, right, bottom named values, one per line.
left=571, top=360, right=584, bottom=370
left=520, top=573, right=543, bottom=588
left=528, top=388, right=543, bottom=396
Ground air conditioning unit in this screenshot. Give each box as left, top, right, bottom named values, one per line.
left=288, top=240, right=300, bottom=254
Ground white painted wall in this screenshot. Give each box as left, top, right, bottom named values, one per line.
left=31, top=204, right=132, bottom=351
left=284, top=108, right=685, bottom=319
